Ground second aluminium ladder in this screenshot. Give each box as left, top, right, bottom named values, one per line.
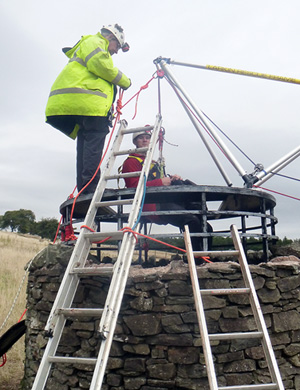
left=31, top=114, right=163, bottom=390
left=183, top=224, right=284, bottom=390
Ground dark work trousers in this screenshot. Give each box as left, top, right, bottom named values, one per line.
left=46, top=115, right=109, bottom=193
left=76, top=117, right=109, bottom=193
left=156, top=202, right=213, bottom=251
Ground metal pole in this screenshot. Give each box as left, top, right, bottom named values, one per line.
left=254, top=146, right=300, bottom=186
left=157, top=59, right=252, bottom=185
left=169, top=59, right=300, bottom=86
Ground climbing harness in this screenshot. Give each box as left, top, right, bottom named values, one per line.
left=124, top=155, right=164, bottom=180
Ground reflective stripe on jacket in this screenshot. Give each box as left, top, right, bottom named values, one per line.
left=45, top=33, right=131, bottom=118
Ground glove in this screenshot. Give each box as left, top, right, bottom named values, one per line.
left=121, top=79, right=131, bottom=90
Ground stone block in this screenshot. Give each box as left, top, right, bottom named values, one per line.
left=147, top=362, right=176, bottom=380
left=123, top=313, right=161, bottom=336
left=224, top=359, right=256, bottom=373
left=273, top=310, right=300, bottom=332
left=168, top=347, right=199, bottom=364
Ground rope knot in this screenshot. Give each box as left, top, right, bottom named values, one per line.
left=156, top=70, right=165, bottom=78
left=116, top=98, right=123, bottom=114
left=121, top=227, right=138, bottom=242
left=64, top=224, right=77, bottom=242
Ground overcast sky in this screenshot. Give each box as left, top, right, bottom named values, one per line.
left=0, top=0, right=299, bottom=239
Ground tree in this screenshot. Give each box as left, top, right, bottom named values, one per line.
left=1, top=209, right=35, bottom=233
left=0, top=209, right=59, bottom=240
left=33, top=218, right=59, bottom=241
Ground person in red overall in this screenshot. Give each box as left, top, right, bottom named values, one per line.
left=122, top=129, right=213, bottom=251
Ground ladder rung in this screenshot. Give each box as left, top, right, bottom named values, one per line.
left=209, top=331, right=263, bottom=341
left=218, top=384, right=278, bottom=390
left=105, top=172, right=140, bottom=180
left=58, top=308, right=104, bottom=317
left=84, top=231, right=124, bottom=242
left=71, top=266, right=113, bottom=276
left=95, top=199, right=133, bottom=208
left=121, top=125, right=154, bottom=135
left=193, top=250, right=239, bottom=257
left=114, top=147, right=148, bottom=156
left=48, top=356, right=97, bottom=365
left=201, top=288, right=250, bottom=296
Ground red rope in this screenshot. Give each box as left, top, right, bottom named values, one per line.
left=53, top=215, right=63, bottom=244
left=121, top=76, right=156, bottom=120
left=80, top=225, right=211, bottom=262
left=254, top=185, right=300, bottom=201
left=53, top=186, right=77, bottom=243
left=18, top=309, right=27, bottom=323
left=0, top=354, right=7, bottom=367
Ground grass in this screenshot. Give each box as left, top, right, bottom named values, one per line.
left=0, top=232, right=49, bottom=390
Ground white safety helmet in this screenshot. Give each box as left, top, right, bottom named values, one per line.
left=132, top=128, right=152, bottom=143
left=101, top=24, right=130, bottom=52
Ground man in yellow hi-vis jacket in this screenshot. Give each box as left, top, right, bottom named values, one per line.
left=45, top=24, right=131, bottom=194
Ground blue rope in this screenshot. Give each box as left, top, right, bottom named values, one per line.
left=132, top=173, right=147, bottom=231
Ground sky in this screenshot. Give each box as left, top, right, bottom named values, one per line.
left=0, top=0, right=299, bottom=239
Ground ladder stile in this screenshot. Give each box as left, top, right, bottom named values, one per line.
left=184, top=225, right=219, bottom=390
left=230, top=225, right=284, bottom=390
left=90, top=231, right=138, bottom=389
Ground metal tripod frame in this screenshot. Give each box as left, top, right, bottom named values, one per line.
left=154, top=57, right=300, bottom=188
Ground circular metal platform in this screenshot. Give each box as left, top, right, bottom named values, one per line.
left=60, top=185, right=276, bottom=218
left=60, top=185, right=277, bottom=260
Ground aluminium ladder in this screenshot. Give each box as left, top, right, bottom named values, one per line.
left=31, top=114, right=163, bottom=390
left=183, top=224, right=284, bottom=390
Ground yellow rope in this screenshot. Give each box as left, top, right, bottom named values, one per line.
left=169, top=60, right=300, bottom=86
left=205, top=64, right=300, bottom=85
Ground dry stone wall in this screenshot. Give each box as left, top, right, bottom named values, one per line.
left=23, top=244, right=300, bottom=390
